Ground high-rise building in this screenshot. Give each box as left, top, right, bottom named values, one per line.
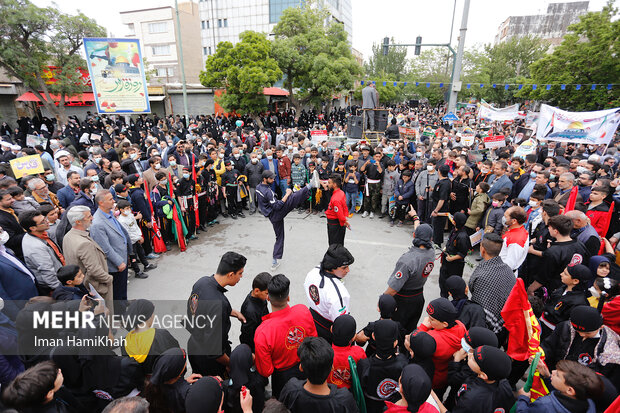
left=495, top=1, right=590, bottom=46
left=120, top=2, right=203, bottom=84
left=197, top=0, right=352, bottom=61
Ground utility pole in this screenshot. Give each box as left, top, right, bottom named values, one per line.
left=448, top=0, right=470, bottom=114
left=174, top=0, right=189, bottom=123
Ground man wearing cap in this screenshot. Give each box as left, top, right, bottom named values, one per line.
left=304, top=244, right=355, bottom=343
left=384, top=223, right=436, bottom=332
left=325, top=174, right=350, bottom=246
left=256, top=170, right=310, bottom=271
left=543, top=306, right=620, bottom=383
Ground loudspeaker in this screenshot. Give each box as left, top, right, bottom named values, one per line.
left=375, top=110, right=388, bottom=131
left=348, top=116, right=363, bottom=138
left=409, top=99, right=419, bottom=107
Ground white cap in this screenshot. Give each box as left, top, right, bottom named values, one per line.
left=0, top=141, right=11, bottom=148
left=54, top=150, right=70, bottom=159
left=10, top=144, right=21, bottom=151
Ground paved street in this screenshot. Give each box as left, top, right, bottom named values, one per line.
left=128, top=211, right=477, bottom=343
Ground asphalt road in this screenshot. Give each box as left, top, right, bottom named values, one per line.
left=127, top=211, right=478, bottom=345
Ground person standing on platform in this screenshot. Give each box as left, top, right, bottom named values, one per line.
left=325, top=174, right=350, bottom=246
left=362, top=83, right=378, bottom=130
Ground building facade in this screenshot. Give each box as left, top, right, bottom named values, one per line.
left=197, top=0, right=352, bottom=61
left=495, top=1, right=590, bottom=46
left=120, top=2, right=203, bottom=85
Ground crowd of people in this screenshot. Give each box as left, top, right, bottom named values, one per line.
left=0, top=102, right=619, bottom=413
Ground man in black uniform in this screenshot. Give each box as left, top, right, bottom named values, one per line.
left=176, top=166, right=197, bottom=240
left=431, top=165, right=451, bottom=248
left=384, top=224, right=436, bottom=332
left=186, top=251, right=247, bottom=376
left=439, top=212, right=471, bottom=298
left=221, top=160, right=244, bottom=219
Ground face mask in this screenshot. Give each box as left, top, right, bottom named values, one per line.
left=288, top=145, right=293, bottom=150
left=0, top=231, right=9, bottom=246
left=461, top=338, right=472, bottom=353
left=251, top=158, right=258, bottom=164
left=530, top=171, right=537, bottom=179
left=529, top=200, right=538, bottom=208
left=94, top=157, right=102, bottom=164
left=46, top=173, right=55, bottom=181
left=549, top=174, right=556, bottom=180
left=267, top=155, right=273, bottom=160
left=130, top=153, right=137, bottom=160
left=588, top=287, right=600, bottom=298
left=426, top=165, right=434, bottom=172
left=121, top=209, right=131, bottom=216
left=239, top=150, right=244, bottom=155
left=91, top=175, right=99, bottom=182
left=169, top=161, right=177, bottom=167
left=154, top=164, right=161, bottom=170
left=90, top=186, right=98, bottom=195
left=183, top=173, right=190, bottom=179
left=233, top=154, right=240, bottom=159
left=197, top=141, right=202, bottom=146
left=306, top=153, right=311, bottom=157
left=481, top=169, right=489, bottom=174
left=160, top=179, right=167, bottom=185
left=218, top=153, right=224, bottom=159
left=416, top=152, right=423, bottom=157
left=492, top=200, right=500, bottom=207
left=501, top=216, right=510, bottom=226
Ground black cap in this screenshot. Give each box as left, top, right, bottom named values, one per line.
left=332, top=314, right=357, bottom=347
left=321, top=244, right=354, bottom=271
left=126, top=299, right=155, bottom=330
left=445, top=276, right=467, bottom=299
left=373, top=319, right=399, bottom=356
left=570, top=305, right=603, bottom=332
left=409, top=330, right=437, bottom=359
left=56, top=265, right=80, bottom=281
left=413, top=224, right=433, bottom=248
left=473, top=345, right=512, bottom=381
left=566, top=264, right=593, bottom=284
left=426, top=297, right=457, bottom=324
left=127, top=174, right=139, bottom=185
left=464, top=326, right=499, bottom=348
left=150, top=348, right=187, bottom=385
left=378, top=294, right=397, bottom=318
left=262, top=170, right=275, bottom=180
left=224, top=160, right=232, bottom=166
left=229, top=344, right=252, bottom=388
left=114, top=183, right=127, bottom=193
left=205, top=159, right=214, bottom=167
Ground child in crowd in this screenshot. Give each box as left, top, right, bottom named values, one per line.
left=483, top=193, right=507, bottom=235
left=328, top=314, right=366, bottom=389
left=404, top=330, right=436, bottom=383
left=444, top=276, right=486, bottom=329
left=356, top=294, right=406, bottom=357
left=117, top=200, right=154, bottom=278
left=343, top=161, right=360, bottom=218
left=381, top=160, right=399, bottom=219
left=464, top=182, right=490, bottom=235
left=384, top=364, right=439, bottom=413
left=52, top=264, right=89, bottom=301
left=239, top=272, right=271, bottom=351
left=8, top=186, right=39, bottom=215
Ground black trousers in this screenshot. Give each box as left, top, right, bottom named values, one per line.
left=271, top=364, right=304, bottom=399
left=432, top=214, right=447, bottom=247
left=310, top=308, right=333, bottom=344
left=188, top=335, right=228, bottom=377
left=393, top=290, right=425, bottom=333
left=439, top=259, right=465, bottom=298
left=327, top=219, right=346, bottom=246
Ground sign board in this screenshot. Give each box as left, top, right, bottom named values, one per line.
left=461, top=127, right=475, bottom=146
left=483, top=135, right=506, bottom=149
left=514, top=138, right=538, bottom=159
left=398, top=126, right=416, bottom=137
left=327, top=137, right=344, bottom=150
left=311, top=129, right=328, bottom=144
left=514, top=127, right=534, bottom=144
left=83, top=38, right=150, bottom=114
left=10, top=155, right=44, bottom=179
left=469, top=229, right=484, bottom=247
left=26, top=134, right=46, bottom=149
left=422, top=126, right=434, bottom=139
left=442, top=112, right=459, bottom=122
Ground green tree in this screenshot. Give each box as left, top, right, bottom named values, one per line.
left=353, top=81, right=398, bottom=105
left=516, top=1, right=620, bottom=110
left=0, top=0, right=105, bottom=126
left=271, top=1, right=361, bottom=110
left=199, top=31, right=282, bottom=116
left=365, top=38, right=408, bottom=80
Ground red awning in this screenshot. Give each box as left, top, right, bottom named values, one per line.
left=16, top=91, right=95, bottom=103
left=263, top=87, right=289, bottom=96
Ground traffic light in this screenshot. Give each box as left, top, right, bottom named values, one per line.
left=414, top=36, right=422, bottom=55
left=382, top=37, right=389, bottom=56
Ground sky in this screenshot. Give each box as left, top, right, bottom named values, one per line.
left=33, top=0, right=612, bottom=60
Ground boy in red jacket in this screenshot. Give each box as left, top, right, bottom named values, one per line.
left=417, top=297, right=467, bottom=393
left=326, top=174, right=350, bottom=246
left=328, top=314, right=366, bottom=389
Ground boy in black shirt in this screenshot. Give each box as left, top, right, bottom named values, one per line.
left=239, top=272, right=272, bottom=352
left=279, top=336, right=358, bottom=413
left=431, top=165, right=451, bottom=248
left=222, top=160, right=244, bottom=219
left=176, top=165, right=197, bottom=240
left=51, top=265, right=90, bottom=301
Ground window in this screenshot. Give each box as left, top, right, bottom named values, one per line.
left=208, top=46, right=212, bottom=54
left=203, top=47, right=208, bottom=55
left=218, top=19, right=222, bottom=28
left=148, top=22, right=168, bottom=34
left=223, top=18, right=228, bottom=27
left=152, top=45, right=170, bottom=56
left=167, top=67, right=174, bottom=76
left=205, top=20, right=210, bottom=29
left=269, top=0, right=302, bottom=24
left=126, top=23, right=135, bottom=35
left=155, top=67, right=174, bottom=77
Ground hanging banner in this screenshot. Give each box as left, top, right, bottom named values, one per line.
left=478, top=100, right=520, bottom=121
left=398, top=126, right=416, bottom=138
left=536, top=104, right=620, bottom=145
left=526, top=111, right=540, bottom=126
left=484, top=135, right=506, bottom=149
left=10, top=155, right=44, bottom=179
left=83, top=38, right=150, bottom=114
left=514, top=138, right=538, bottom=159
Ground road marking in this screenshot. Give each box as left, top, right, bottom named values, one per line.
left=347, top=239, right=408, bottom=248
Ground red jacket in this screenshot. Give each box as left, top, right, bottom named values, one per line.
left=384, top=401, right=439, bottom=413
left=278, top=156, right=292, bottom=180
left=418, top=320, right=466, bottom=389
left=254, top=304, right=317, bottom=377
left=328, top=344, right=366, bottom=389
left=326, top=188, right=349, bottom=225
left=603, top=296, right=620, bottom=336
left=586, top=201, right=613, bottom=240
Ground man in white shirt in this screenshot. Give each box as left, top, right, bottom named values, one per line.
left=55, top=151, right=83, bottom=186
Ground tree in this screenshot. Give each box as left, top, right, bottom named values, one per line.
left=516, top=1, right=620, bottom=110
left=365, top=38, right=408, bottom=80
left=271, top=1, right=361, bottom=109
left=199, top=31, right=282, bottom=116
left=0, top=0, right=105, bottom=126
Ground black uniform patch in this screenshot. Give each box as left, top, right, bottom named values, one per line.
left=309, top=284, right=320, bottom=305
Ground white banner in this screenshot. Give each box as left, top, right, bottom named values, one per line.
left=536, top=104, right=620, bottom=145
left=477, top=101, right=520, bottom=121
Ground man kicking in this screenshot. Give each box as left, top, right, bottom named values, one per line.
left=256, top=170, right=310, bottom=271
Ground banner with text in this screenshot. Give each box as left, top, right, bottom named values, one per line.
left=83, top=38, right=150, bottom=114
left=484, top=135, right=506, bottom=149
left=311, top=129, right=328, bottom=144
left=536, top=104, right=620, bottom=146
left=478, top=101, right=520, bottom=121
left=10, top=155, right=44, bottom=179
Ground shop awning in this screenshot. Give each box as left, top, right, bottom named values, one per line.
left=263, top=87, right=289, bottom=96
left=16, top=91, right=95, bottom=103
left=148, top=95, right=166, bottom=102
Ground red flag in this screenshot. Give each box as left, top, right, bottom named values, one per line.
left=563, top=186, right=579, bottom=213
left=501, top=278, right=543, bottom=361
left=168, top=173, right=187, bottom=252
left=143, top=180, right=167, bottom=254
left=605, top=395, right=620, bottom=412
left=191, top=155, right=200, bottom=228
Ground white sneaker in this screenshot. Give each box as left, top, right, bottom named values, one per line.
left=369, top=212, right=375, bottom=219
left=271, top=260, right=281, bottom=272
left=362, top=211, right=369, bottom=218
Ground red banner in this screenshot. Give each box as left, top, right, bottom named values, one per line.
left=483, top=135, right=506, bottom=149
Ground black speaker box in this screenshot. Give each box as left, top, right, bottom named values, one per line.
left=348, top=116, right=363, bottom=138
left=375, top=110, right=388, bottom=131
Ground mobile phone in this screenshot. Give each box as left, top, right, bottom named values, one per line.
left=370, top=159, right=376, bottom=164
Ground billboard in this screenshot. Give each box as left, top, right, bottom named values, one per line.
left=83, top=38, right=150, bottom=114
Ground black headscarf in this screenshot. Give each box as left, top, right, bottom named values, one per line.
left=126, top=299, right=155, bottom=330
left=185, top=376, right=223, bottom=413
left=378, top=294, right=397, bottom=319
left=150, top=348, right=187, bottom=385
left=400, top=364, right=432, bottom=412
left=373, top=319, right=398, bottom=358
left=332, top=314, right=357, bottom=347
left=229, top=344, right=252, bottom=390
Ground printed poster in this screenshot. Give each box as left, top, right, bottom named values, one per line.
left=514, top=138, right=538, bottom=159
left=10, top=155, right=44, bottom=179
left=483, top=135, right=506, bottom=149
left=311, top=130, right=328, bottom=144
left=83, top=38, right=150, bottom=114
left=514, top=127, right=534, bottom=144
left=26, top=134, right=47, bottom=149
left=536, top=104, right=620, bottom=145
